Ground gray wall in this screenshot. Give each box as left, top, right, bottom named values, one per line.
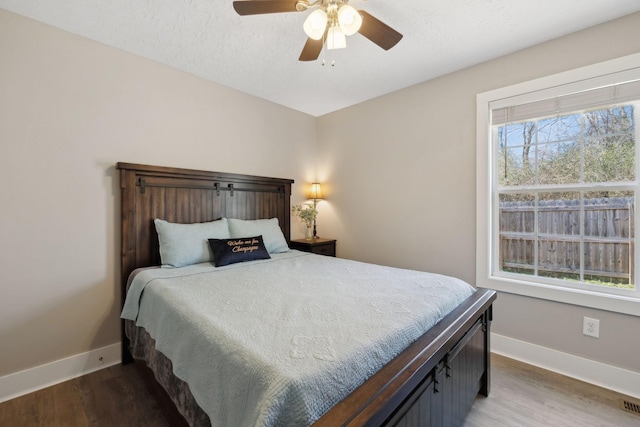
left=0, top=9, right=316, bottom=377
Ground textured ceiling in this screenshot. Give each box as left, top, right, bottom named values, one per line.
left=2, top=0, right=640, bottom=116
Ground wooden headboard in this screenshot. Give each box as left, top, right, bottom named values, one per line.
left=117, top=162, right=294, bottom=290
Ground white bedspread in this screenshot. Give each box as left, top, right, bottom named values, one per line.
left=121, top=251, right=475, bottom=427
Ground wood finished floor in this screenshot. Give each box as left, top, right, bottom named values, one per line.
left=464, top=354, right=639, bottom=427
left=1, top=354, right=638, bottom=426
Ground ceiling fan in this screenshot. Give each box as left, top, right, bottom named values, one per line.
left=233, top=0, right=403, bottom=61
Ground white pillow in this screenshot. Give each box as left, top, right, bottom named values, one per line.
left=226, top=218, right=289, bottom=254
left=154, top=218, right=230, bottom=268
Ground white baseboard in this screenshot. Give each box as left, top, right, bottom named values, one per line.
left=0, top=342, right=121, bottom=403
left=3, top=337, right=638, bottom=404
left=492, top=333, right=640, bottom=399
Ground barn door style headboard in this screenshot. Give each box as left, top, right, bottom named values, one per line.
left=117, top=162, right=294, bottom=287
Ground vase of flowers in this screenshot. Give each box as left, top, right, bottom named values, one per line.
left=292, top=204, right=318, bottom=240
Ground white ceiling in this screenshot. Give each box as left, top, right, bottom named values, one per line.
left=2, top=0, right=639, bottom=116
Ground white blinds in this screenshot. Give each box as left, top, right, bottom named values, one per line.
left=491, top=79, right=640, bottom=125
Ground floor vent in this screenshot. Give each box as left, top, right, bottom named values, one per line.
left=620, top=398, right=640, bottom=416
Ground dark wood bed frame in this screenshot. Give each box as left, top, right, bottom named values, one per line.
left=118, top=162, right=496, bottom=427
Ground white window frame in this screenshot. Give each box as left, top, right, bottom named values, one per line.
left=476, top=53, right=640, bottom=316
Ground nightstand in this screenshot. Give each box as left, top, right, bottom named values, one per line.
left=290, top=238, right=336, bottom=257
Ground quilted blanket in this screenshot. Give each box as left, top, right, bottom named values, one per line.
left=121, top=251, right=475, bottom=426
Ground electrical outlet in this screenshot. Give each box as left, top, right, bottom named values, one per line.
left=583, top=317, right=600, bottom=338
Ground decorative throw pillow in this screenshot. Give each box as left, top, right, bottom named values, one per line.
left=208, top=235, right=271, bottom=267
left=154, top=218, right=230, bottom=268
left=226, top=218, right=289, bottom=254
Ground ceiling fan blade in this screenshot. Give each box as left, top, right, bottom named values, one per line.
left=298, top=37, right=324, bottom=61
left=358, top=10, right=403, bottom=50
left=233, top=1, right=299, bottom=16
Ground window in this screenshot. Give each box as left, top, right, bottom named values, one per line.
left=477, top=54, right=640, bottom=315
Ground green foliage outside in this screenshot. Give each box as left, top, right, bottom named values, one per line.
left=498, top=106, right=635, bottom=191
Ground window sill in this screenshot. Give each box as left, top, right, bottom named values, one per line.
left=478, top=275, right=640, bottom=316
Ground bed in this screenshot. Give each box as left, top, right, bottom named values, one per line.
left=117, top=162, right=496, bottom=427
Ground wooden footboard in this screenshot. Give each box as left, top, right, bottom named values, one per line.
left=314, top=288, right=495, bottom=427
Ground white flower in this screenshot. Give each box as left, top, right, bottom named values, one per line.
left=292, top=204, right=318, bottom=226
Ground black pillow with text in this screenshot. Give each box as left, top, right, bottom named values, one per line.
left=208, top=235, right=271, bottom=267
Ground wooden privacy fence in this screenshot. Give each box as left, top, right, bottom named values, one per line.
left=499, top=197, right=634, bottom=283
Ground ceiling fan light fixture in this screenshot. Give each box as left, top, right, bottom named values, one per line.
left=337, top=5, right=362, bottom=36
left=231, top=0, right=403, bottom=62
left=327, top=26, right=346, bottom=50
left=303, top=9, right=328, bottom=40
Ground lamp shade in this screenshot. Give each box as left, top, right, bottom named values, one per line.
left=309, top=183, right=324, bottom=200
left=338, top=5, right=362, bottom=36
left=327, top=26, right=346, bottom=50
left=303, top=9, right=327, bottom=40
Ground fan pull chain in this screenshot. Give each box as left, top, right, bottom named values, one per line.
left=320, top=33, right=335, bottom=67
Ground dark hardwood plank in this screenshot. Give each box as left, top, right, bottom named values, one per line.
left=0, top=363, right=187, bottom=427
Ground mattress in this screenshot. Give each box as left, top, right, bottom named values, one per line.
left=121, top=251, right=475, bottom=427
